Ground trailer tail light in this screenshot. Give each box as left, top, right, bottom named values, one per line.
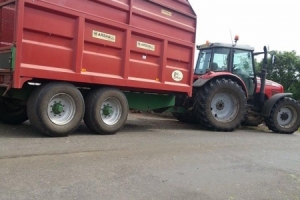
left=0, top=75, right=3, bottom=84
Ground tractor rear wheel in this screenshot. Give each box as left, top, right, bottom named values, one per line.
left=193, top=78, right=246, bottom=131
left=265, top=97, right=300, bottom=134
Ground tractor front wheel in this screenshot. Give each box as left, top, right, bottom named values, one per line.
left=265, top=97, right=300, bottom=134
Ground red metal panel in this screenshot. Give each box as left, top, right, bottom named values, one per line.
left=151, top=0, right=195, bottom=15
left=7, top=0, right=196, bottom=96
left=0, top=3, right=15, bottom=47
left=38, top=0, right=129, bottom=24
left=23, top=6, right=76, bottom=39
left=129, top=32, right=162, bottom=81
left=21, top=5, right=76, bottom=70
left=167, top=42, right=192, bottom=63
left=132, top=0, right=195, bottom=43
left=82, top=20, right=125, bottom=76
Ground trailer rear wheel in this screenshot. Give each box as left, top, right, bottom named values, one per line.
left=265, top=97, right=300, bottom=134
left=194, top=78, right=246, bottom=131
left=27, top=82, right=85, bottom=137
left=84, top=88, right=128, bottom=135
left=0, top=98, right=28, bottom=125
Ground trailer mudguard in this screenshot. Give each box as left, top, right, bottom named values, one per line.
left=261, top=93, right=292, bottom=117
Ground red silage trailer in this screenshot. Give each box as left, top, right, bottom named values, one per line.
left=0, top=0, right=197, bottom=136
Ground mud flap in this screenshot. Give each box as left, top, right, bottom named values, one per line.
left=261, top=93, right=292, bottom=117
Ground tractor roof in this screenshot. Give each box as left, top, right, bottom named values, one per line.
left=197, top=43, right=254, bottom=51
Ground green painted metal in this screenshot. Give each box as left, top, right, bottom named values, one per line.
left=102, top=104, right=113, bottom=116
left=52, top=102, right=64, bottom=114
left=124, top=92, right=175, bottom=111
left=11, top=46, right=16, bottom=71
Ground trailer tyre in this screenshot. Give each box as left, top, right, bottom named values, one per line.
left=84, top=88, right=128, bottom=135
left=265, top=97, right=300, bottom=134
left=0, top=98, right=28, bottom=125
left=27, top=82, right=85, bottom=137
left=193, top=78, right=246, bottom=131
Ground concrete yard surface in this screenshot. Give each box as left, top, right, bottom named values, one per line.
left=0, top=113, right=300, bottom=200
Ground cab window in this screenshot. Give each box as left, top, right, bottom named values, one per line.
left=233, top=50, right=254, bottom=77
left=211, top=48, right=230, bottom=71
left=195, top=49, right=212, bottom=74
left=233, top=50, right=255, bottom=94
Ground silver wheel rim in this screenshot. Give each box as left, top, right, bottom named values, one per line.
left=277, top=106, right=297, bottom=128
left=211, top=91, right=239, bottom=122
left=47, top=93, right=76, bottom=125
left=100, top=97, right=122, bottom=125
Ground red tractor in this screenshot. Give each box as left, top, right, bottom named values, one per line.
left=172, top=40, right=300, bottom=134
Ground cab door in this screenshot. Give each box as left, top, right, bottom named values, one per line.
left=232, top=50, right=256, bottom=96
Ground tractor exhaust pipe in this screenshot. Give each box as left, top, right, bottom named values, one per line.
left=259, top=46, right=268, bottom=104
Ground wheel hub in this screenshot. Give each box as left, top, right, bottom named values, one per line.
left=216, top=100, right=225, bottom=110
left=51, top=101, right=64, bottom=115
left=100, top=97, right=122, bottom=126
left=280, top=112, right=289, bottom=121
left=102, top=104, right=113, bottom=117
left=47, top=93, right=76, bottom=126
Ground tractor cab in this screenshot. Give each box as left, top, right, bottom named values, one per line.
left=194, top=41, right=256, bottom=97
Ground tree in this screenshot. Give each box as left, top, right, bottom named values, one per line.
left=255, top=51, right=300, bottom=100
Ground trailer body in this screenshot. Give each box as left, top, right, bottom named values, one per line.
left=0, top=0, right=196, bottom=96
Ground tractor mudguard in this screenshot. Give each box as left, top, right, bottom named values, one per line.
left=193, top=73, right=248, bottom=97
left=261, top=93, right=292, bottom=117
left=193, top=78, right=210, bottom=87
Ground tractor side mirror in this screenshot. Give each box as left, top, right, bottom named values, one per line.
left=271, top=55, right=276, bottom=65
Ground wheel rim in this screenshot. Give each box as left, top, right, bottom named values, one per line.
left=100, top=97, right=122, bottom=125
left=47, top=93, right=76, bottom=125
left=211, top=91, right=239, bottom=122
left=276, top=106, right=297, bottom=128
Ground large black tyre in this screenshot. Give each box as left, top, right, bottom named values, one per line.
left=265, top=97, right=300, bottom=134
left=241, top=113, right=264, bottom=126
left=84, top=88, right=128, bottom=135
left=193, top=78, right=246, bottom=131
left=0, top=98, right=28, bottom=125
left=27, top=82, right=85, bottom=137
